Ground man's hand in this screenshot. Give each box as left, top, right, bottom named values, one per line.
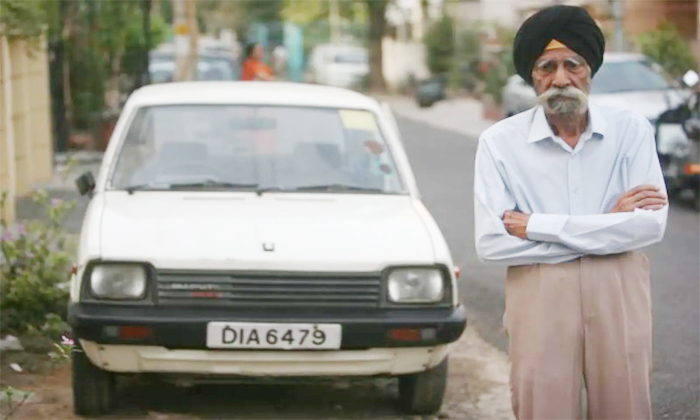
left=610, top=185, right=668, bottom=213
left=503, top=210, right=531, bottom=239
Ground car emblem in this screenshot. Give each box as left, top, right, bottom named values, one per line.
left=263, top=242, right=275, bottom=252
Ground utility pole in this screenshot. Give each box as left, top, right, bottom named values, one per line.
left=611, top=0, right=626, bottom=52
left=329, top=0, right=341, bottom=45
left=173, top=0, right=198, bottom=81
left=186, top=0, right=199, bottom=80
left=173, top=0, right=187, bottom=81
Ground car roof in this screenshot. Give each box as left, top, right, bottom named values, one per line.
left=127, top=81, right=381, bottom=110
left=510, top=52, right=651, bottom=81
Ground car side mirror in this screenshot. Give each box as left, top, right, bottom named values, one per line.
left=75, top=171, right=96, bottom=197
left=682, top=70, right=699, bottom=88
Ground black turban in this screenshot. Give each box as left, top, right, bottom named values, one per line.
left=513, top=5, right=605, bottom=86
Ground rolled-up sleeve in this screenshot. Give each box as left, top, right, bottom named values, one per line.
left=525, top=118, right=668, bottom=254
left=474, top=138, right=583, bottom=265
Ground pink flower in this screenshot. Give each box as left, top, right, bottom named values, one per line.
left=50, top=198, right=64, bottom=207
left=61, top=334, right=74, bottom=347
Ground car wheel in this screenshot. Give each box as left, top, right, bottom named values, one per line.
left=72, top=347, right=116, bottom=416
left=397, top=357, right=448, bottom=415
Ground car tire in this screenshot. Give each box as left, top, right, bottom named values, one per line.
left=72, top=347, right=116, bottom=417
left=397, top=357, right=448, bottom=415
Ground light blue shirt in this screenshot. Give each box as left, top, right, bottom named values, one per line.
left=474, top=103, right=668, bottom=266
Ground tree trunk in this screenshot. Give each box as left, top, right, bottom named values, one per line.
left=52, top=0, right=70, bottom=153
left=61, top=0, right=74, bottom=137
left=137, top=0, right=152, bottom=89
left=366, top=0, right=387, bottom=92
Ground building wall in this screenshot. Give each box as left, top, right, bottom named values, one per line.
left=382, top=37, right=431, bottom=90
left=0, top=37, right=53, bottom=224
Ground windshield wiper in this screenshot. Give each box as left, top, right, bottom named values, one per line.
left=124, top=183, right=169, bottom=194
left=124, top=180, right=258, bottom=194
left=167, top=180, right=259, bottom=190
left=292, top=184, right=385, bottom=193
left=255, top=186, right=289, bottom=196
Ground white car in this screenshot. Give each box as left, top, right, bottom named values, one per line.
left=69, top=81, right=467, bottom=416
left=308, top=44, right=369, bottom=88
left=501, top=52, right=689, bottom=124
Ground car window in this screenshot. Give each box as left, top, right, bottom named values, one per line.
left=109, top=105, right=404, bottom=194
left=333, top=52, right=368, bottom=64
left=149, top=56, right=237, bottom=82
left=590, top=59, right=672, bottom=94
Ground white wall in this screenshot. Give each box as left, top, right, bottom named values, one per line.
left=382, top=38, right=431, bottom=91
left=478, top=0, right=592, bottom=28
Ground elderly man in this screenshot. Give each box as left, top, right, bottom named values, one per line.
left=473, top=5, right=668, bottom=420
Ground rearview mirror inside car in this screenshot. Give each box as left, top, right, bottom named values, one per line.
left=75, top=171, right=96, bottom=197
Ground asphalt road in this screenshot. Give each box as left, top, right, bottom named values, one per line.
left=396, top=117, right=700, bottom=420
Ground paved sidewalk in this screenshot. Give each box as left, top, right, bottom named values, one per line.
left=375, top=95, right=495, bottom=139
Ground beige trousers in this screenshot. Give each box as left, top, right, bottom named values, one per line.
left=505, top=251, right=653, bottom=420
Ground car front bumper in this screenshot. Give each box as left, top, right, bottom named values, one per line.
left=69, top=303, right=467, bottom=376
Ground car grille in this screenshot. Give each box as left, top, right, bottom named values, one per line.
left=156, top=271, right=383, bottom=308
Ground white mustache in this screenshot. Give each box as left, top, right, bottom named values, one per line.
left=538, top=86, right=588, bottom=115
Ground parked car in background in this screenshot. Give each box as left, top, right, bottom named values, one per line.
left=149, top=43, right=240, bottom=83
left=501, top=52, right=690, bottom=124
left=307, top=43, right=369, bottom=89
left=415, top=77, right=446, bottom=108
left=70, top=81, right=467, bottom=417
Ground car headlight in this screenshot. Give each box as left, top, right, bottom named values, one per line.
left=387, top=268, right=445, bottom=303
left=90, top=264, right=147, bottom=299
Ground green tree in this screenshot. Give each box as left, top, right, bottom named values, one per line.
left=425, top=14, right=455, bottom=76
left=0, top=0, right=46, bottom=42
left=449, top=25, right=482, bottom=91
left=638, top=22, right=698, bottom=79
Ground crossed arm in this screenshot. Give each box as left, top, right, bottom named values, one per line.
left=474, top=135, right=668, bottom=266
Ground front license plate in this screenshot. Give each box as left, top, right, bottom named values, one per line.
left=206, top=322, right=342, bottom=350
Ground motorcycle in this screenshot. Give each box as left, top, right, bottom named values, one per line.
left=655, top=70, right=700, bottom=210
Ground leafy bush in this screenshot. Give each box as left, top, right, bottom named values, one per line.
left=0, top=0, right=45, bottom=42
left=0, top=190, right=76, bottom=337
left=480, top=25, right=516, bottom=105
left=448, top=26, right=483, bottom=92
left=425, top=14, right=455, bottom=76
left=638, top=22, right=698, bottom=79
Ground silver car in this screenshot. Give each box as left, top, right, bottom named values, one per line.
left=501, top=52, right=689, bottom=124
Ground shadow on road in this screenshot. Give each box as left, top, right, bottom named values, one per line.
left=102, top=378, right=411, bottom=420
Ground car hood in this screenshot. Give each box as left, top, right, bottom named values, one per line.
left=98, top=192, right=436, bottom=272
left=590, top=89, right=687, bottom=121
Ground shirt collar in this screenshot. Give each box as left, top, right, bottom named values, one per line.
left=527, top=102, right=607, bottom=143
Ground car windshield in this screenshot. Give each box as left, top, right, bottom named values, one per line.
left=590, top=59, right=672, bottom=94
left=109, top=105, right=404, bottom=194
left=149, top=56, right=237, bottom=83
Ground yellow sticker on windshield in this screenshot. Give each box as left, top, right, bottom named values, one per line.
left=339, top=110, right=378, bottom=131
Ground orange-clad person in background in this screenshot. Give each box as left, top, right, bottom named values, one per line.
left=241, top=42, right=274, bottom=81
